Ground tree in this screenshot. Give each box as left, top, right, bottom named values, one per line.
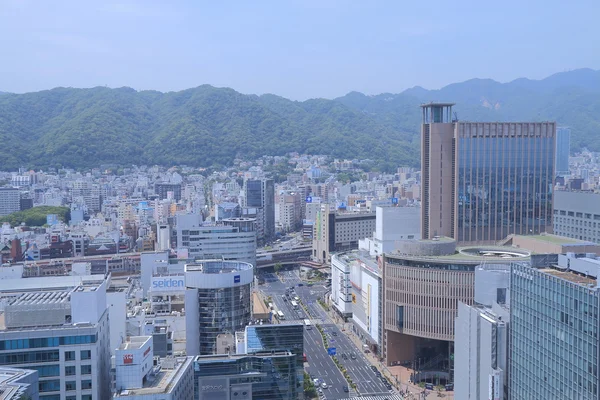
left=274, top=262, right=283, bottom=273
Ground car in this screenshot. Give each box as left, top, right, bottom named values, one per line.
left=298, top=283, right=304, bottom=287
left=351, top=353, right=357, bottom=360
left=370, top=365, right=377, bottom=372
left=321, top=382, right=328, bottom=389
left=332, top=331, right=338, bottom=336
left=313, top=378, right=320, bottom=385
left=317, top=387, right=323, bottom=394
left=283, top=297, right=287, bottom=302
left=309, top=373, right=316, bottom=379
left=343, top=385, right=349, bottom=392
left=342, top=353, right=348, bottom=360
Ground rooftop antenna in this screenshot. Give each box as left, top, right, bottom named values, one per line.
left=452, top=111, right=459, bottom=122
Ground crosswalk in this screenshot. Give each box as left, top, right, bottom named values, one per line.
left=344, top=395, right=405, bottom=400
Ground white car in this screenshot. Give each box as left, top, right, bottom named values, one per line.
left=321, top=382, right=328, bottom=389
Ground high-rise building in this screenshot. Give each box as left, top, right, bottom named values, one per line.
left=0, top=274, right=112, bottom=400
left=175, top=214, right=256, bottom=268
left=510, top=261, right=600, bottom=399
left=243, top=179, right=275, bottom=243
left=420, top=103, right=556, bottom=244
left=185, top=260, right=254, bottom=356
left=555, top=127, right=571, bottom=175
left=0, top=188, right=21, bottom=216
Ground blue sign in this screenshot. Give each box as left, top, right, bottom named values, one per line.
left=234, top=275, right=241, bottom=283
left=306, top=196, right=313, bottom=203
left=327, top=347, right=336, bottom=356
left=152, top=278, right=185, bottom=289
left=392, top=197, right=399, bottom=205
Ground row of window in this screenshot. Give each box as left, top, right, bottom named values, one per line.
left=556, top=209, right=600, bottom=220
left=0, top=335, right=97, bottom=350
left=554, top=216, right=599, bottom=227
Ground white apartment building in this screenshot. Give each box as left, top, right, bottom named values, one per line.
left=0, top=274, right=112, bottom=400
left=359, top=206, right=421, bottom=256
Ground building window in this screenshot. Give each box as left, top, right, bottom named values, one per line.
left=65, top=365, right=76, bottom=376
left=65, top=351, right=76, bottom=361
left=65, top=381, right=76, bottom=391
left=82, top=396, right=92, bottom=400
left=80, top=350, right=91, bottom=360
left=81, top=364, right=92, bottom=375
left=81, top=379, right=92, bottom=390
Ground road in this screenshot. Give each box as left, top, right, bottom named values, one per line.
left=259, top=269, right=394, bottom=399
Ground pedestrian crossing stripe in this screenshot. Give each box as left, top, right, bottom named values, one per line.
left=344, top=395, right=404, bottom=400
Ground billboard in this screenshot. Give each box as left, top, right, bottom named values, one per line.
left=151, top=276, right=185, bottom=291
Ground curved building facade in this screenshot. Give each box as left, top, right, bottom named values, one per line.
left=382, top=238, right=529, bottom=383
left=185, top=260, right=254, bottom=356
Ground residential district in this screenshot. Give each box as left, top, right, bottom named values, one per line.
left=0, top=105, right=599, bottom=400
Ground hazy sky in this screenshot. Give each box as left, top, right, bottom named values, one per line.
left=1, top=0, right=598, bottom=100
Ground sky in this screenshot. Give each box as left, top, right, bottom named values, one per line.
left=1, top=0, right=599, bottom=100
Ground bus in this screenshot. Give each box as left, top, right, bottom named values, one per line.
left=304, top=319, right=312, bottom=330
left=291, top=301, right=298, bottom=309
left=277, top=310, right=285, bottom=320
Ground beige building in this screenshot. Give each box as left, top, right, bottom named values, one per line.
left=420, top=103, right=556, bottom=244
left=382, top=237, right=530, bottom=381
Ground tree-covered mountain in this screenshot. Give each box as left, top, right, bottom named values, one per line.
left=0, top=68, right=598, bottom=171
left=335, top=68, right=600, bottom=151
left=0, top=85, right=418, bottom=171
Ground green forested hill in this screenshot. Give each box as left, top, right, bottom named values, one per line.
left=0, top=68, right=598, bottom=171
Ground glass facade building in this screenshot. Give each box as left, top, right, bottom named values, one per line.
left=185, top=261, right=254, bottom=356
left=455, top=122, right=555, bottom=243
left=555, top=127, right=571, bottom=175
left=421, top=103, right=556, bottom=244
left=193, top=351, right=301, bottom=400
left=510, top=263, right=599, bottom=399
left=245, top=324, right=304, bottom=383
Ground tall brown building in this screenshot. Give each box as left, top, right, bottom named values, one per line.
left=420, top=103, right=556, bottom=244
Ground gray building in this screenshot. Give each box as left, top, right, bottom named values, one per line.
left=553, top=190, right=600, bottom=243
left=420, top=103, right=556, bottom=244
left=0, top=188, right=20, bottom=216
left=556, top=127, right=571, bottom=175
left=510, top=262, right=600, bottom=399
left=243, top=179, right=275, bottom=243
left=454, top=265, right=511, bottom=400
left=193, top=323, right=304, bottom=400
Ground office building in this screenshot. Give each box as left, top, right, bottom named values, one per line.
left=420, top=103, right=556, bottom=244
left=556, top=127, right=571, bottom=175
left=382, top=238, right=530, bottom=384
left=114, top=336, right=194, bottom=400
left=0, top=367, right=39, bottom=400
left=155, top=183, right=182, bottom=202
left=553, top=190, right=600, bottom=243
left=359, top=205, right=421, bottom=257
left=454, top=265, right=511, bottom=400
left=0, top=188, right=20, bottom=216
left=175, top=214, right=257, bottom=268
left=215, top=202, right=242, bottom=221
left=277, top=191, right=302, bottom=233
left=193, top=323, right=304, bottom=400
left=510, top=261, right=600, bottom=399
left=243, top=179, right=275, bottom=243
left=193, top=351, right=300, bottom=400
left=331, top=251, right=382, bottom=350
left=312, top=203, right=376, bottom=263
left=0, top=274, right=112, bottom=400
left=185, top=260, right=254, bottom=356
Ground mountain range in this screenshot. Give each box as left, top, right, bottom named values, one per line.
left=0, top=68, right=598, bottom=171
